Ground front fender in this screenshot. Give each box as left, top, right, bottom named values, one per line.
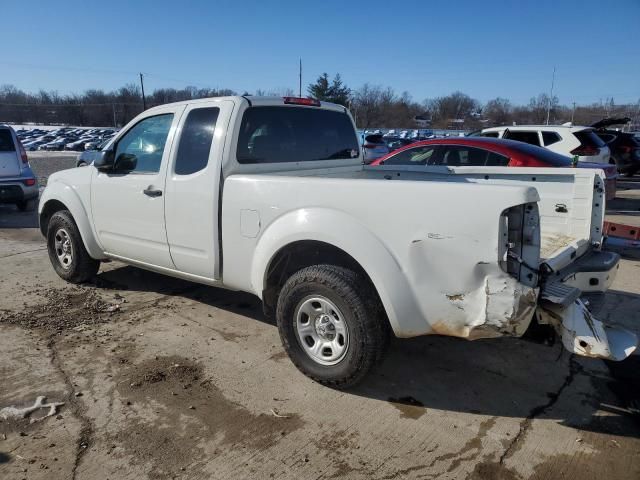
left=39, top=181, right=105, bottom=260
left=251, top=208, right=425, bottom=336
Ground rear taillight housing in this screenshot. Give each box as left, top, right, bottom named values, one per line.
left=499, top=203, right=540, bottom=287
left=509, top=156, right=549, bottom=167
left=23, top=178, right=36, bottom=186
left=618, top=145, right=633, bottom=154
left=570, top=145, right=599, bottom=157
left=18, top=141, right=29, bottom=164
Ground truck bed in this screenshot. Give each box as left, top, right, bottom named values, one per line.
left=540, top=233, right=584, bottom=260
left=328, top=165, right=605, bottom=271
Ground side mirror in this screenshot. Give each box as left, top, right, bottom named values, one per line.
left=94, top=150, right=115, bottom=172
left=113, top=153, right=137, bottom=172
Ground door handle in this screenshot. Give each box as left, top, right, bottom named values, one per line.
left=143, top=187, right=162, bottom=197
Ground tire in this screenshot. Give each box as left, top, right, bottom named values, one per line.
left=77, top=161, right=88, bottom=167
left=276, top=264, right=389, bottom=389
left=46, top=210, right=100, bottom=283
left=16, top=198, right=37, bottom=212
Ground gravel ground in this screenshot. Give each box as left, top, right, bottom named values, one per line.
left=27, top=151, right=79, bottom=186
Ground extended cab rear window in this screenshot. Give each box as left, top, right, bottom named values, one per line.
left=237, top=106, right=359, bottom=164
left=0, top=129, right=16, bottom=152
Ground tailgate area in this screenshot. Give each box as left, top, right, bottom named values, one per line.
left=537, top=250, right=637, bottom=361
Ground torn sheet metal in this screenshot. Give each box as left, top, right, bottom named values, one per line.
left=436, top=275, right=539, bottom=340
left=538, top=299, right=637, bottom=361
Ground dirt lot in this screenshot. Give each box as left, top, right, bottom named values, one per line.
left=1, top=169, right=640, bottom=479
left=27, top=151, right=79, bottom=186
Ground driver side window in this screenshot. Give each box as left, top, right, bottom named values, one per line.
left=114, top=114, right=174, bottom=173
left=382, top=145, right=439, bottom=166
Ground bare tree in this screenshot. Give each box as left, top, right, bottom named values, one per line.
left=484, top=97, right=512, bottom=126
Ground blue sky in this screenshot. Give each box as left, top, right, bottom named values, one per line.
left=2, top=0, right=639, bottom=106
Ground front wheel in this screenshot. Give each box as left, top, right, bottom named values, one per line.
left=276, top=265, right=388, bottom=389
left=47, top=210, right=100, bottom=283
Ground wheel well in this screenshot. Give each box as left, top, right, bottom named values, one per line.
left=262, top=240, right=384, bottom=317
left=39, top=200, right=68, bottom=236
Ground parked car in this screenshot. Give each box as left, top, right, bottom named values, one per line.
left=65, top=139, right=91, bottom=151
left=591, top=117, right=640, bottom=176
left=0, top=125, right=39, bottom=211
left=39, top=96, right=635, bottom=388
left=369, top=137, right=618, bottom=200
left=475, top=125, right=611, bottom=165
left=385, top=137, right=416, bottom=152
left=76, top=138, right=112, bottom=167
left=41, top=139, right=68, bottom=151
left=23, top=140, right=47, bottom=151
left=83, top=140, right=102, bottom=151
left=362, top=133, right=389, bottom=163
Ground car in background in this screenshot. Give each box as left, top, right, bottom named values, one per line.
left=591, top=117, right=640, bottom=177
left=65, top=138, right=91, bottom=151
left=0, top=125, right=39, bottom=211
left=83, top=139, right=102, bottom=151
left=369, top=137, right=618, bottom=200
left=76, top=138, right=112, bottom=167
left=385, top=137, right=416, bottom=152
left=475, top=125, right=610, bottom=165
left=40, top=138, right=68, bottom=151
left=23, top=140, right=47, bottom=151
left=362, top=133, right=390, bottom=163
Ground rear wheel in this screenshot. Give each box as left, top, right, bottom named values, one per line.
left=276, top=265, right=389, bottom=389
left=46, top=210, right=99, bottom=283
left=77, top=161, right=88, bottom=167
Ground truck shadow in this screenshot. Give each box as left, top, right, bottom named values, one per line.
left=95, top=265, right=271, bottom=325
left=94, top=265, right=640, bottom=440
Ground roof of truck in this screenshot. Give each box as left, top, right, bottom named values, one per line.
left=144, top=96, right=347, bottom=113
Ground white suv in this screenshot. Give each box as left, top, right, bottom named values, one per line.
left=477, top=125, right=611, bottom=164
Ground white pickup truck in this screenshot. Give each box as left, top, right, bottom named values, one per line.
left=39, top=96, right=637, bottom=387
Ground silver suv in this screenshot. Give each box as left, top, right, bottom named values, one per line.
left=0, top=125, right=39, bottom=211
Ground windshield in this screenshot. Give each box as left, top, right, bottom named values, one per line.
left=237, top=106, right=359, bottom=164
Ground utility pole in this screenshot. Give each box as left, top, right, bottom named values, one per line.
left=139, top=73, right=147, bottom=110
left=571, top=101, right=576, bottom=124
left=298, top=59, right=302, bottom=97
left=545, top=66, right=556, bottom=125
left=112, top=103, right=117, bottom=128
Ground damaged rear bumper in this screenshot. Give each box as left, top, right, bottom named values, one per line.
left=538, top=298, right=637, bottom=361
left=537, top=252, right=637, bottom=361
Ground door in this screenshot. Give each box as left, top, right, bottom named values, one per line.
left=91, top=106, right=185, bottom=268
left=164, top=100, right=233, bottom=279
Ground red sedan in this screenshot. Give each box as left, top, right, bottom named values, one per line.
left=369, top=137, right=617, bottom=200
